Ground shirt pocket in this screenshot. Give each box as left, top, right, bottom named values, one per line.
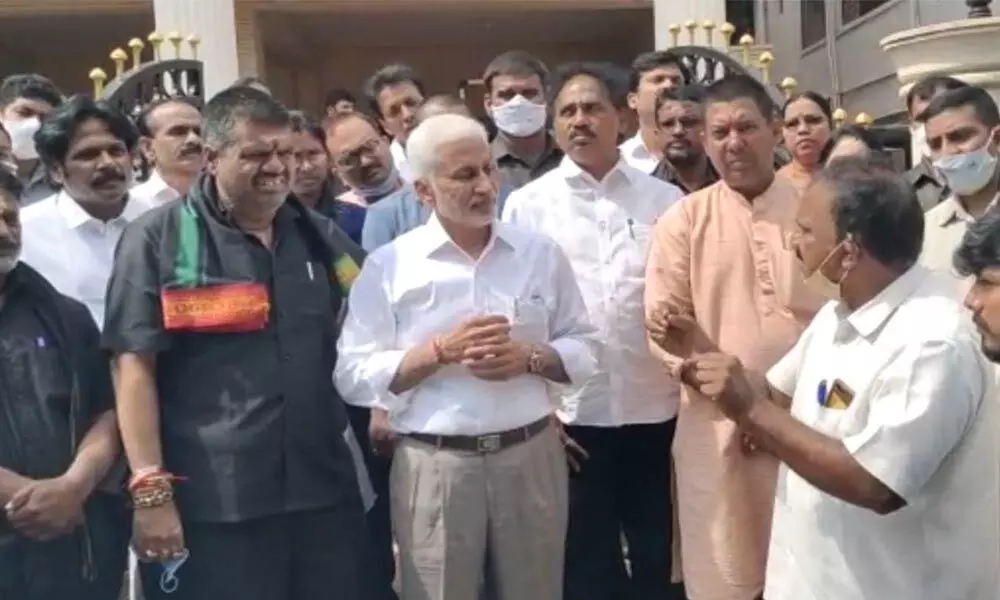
left=512, top=295, right=550, bottom=344
left=29, top=344, right=72, bottom=408
left=624, top=222, right=654, bottom=275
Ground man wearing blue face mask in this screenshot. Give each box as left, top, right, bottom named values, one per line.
left=919, top=86, right=1000, bottom=282
left=483, top=51, right=563, bottom=191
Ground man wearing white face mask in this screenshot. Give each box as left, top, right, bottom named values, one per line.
left=904, top=75, right=967, bottom=211
left=919, top=86, right=1000, bottom=283
left=483, top=51, right=563, bottom=191
left=0, top=74, right=63, bottom=206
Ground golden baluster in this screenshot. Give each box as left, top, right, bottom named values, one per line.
left=780, top=77, right=798, bottom=99
left=128, top=38, right=145, bottom=69
left=187, top=34, right=201, bottom=60
left=832, top=108, right=848, bottom=128
left=719, top=22, right=735, bottom=47
left=89, top=68, right=107, bottom=99
left=702, top=20, right=715, bottom=45
left=167, top=31, right=183, bottom=58
left=758, top=51, right=774, bottom=84
left=148, top=32, right=164, bottom=61
left=854, top=112, right=873, bottom=129
left=110, top=48, right=128, bottom=79
left=685, top=20, right=698, bottom=45
left=668, top=23, right=681, bottom=48
left=739, top=34, right=754, bottom=66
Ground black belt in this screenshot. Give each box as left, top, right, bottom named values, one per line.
left=407, top=416, right=550, bottom=453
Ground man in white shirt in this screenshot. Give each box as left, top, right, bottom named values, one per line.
left=131, top=97, right=203, bottom=206
left=620, top=51, right=690, bottom=174
left=336, top=113, right=598, bottom=600
left=363, top=63, right=426, bottom=183
left=919, top=85, right=999, bottom=279
left=678, top=158, right=999, bottom=599
left=503, top=62, right=684, bottom=600
left=21, top=96, right=153, bottom=327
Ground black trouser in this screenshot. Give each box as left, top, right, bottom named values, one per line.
left=563, top=419, right=681, bottom=600
left=0, top=493, right=129, bottom=600
left=346, top=404, right=398, bottom=600
left=140, top=506, right=378, bottom=600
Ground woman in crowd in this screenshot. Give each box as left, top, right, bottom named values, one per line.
left=777, top=91, right=833, bottom=194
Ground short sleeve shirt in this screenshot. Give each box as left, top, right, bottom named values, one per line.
left=103, top=192, right=360, bottom=523
left=764, top=266, right=999, bottom=600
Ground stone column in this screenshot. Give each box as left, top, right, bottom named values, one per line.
left=881, top=14, right=1000, bottom=166
left=652, top=0, right=728, bottom=49
left=153, top=0, right=240, bottom=98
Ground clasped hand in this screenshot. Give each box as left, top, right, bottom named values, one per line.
left=439, top=315, right=529, bottom=381
left=678, top=352, right=755, bottom=422
left=4, top=475, right=86, bottom=541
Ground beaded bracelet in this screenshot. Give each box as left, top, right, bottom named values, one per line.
left=132, top=486, right=174, bottom=510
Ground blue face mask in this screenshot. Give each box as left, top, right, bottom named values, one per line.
left=355, top=168, right=400, bottom=202
left=934, top=143, right=999, bottom=196
left=159, top=550, right=190, bottom=594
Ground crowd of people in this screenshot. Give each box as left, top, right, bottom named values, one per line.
left=0, top=45, right=998, bottom=600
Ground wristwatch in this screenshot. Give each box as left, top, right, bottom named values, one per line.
left=527, top=345, right=546, bottom=375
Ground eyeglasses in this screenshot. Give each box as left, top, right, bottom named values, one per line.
left=334, top=139, right=383, bottom=170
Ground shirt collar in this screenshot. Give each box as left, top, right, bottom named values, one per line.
left=491, top=133, right=559, bottom=166
left=56, top=189, right=148, bottom=229
left=621, top=134, right=654, bottom=163
left=419, top=212, right=516, bottom=259
left=839, top=265, right=929, bottom=339
left=137, top=170, right=181, bottom=202
left=932, top=193, right=1000, bottom=228
left=556, top=154, right=642, bottom=189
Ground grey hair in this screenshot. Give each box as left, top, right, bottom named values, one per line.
left=405, top=114, right=488, bottom=180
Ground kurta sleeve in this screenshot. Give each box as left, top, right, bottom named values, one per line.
left=644, top=201, right=693, bottom=366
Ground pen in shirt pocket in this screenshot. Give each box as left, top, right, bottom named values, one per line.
left=626, top=218, right=635, bottom=240
left=306, top=261, right=315, bottom=281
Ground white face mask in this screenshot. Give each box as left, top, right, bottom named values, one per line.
left=3, top=117, right=40, bottom=161
left=933, top=142, right=999, bottom=196
left=490, top=95, right=547, bottom=138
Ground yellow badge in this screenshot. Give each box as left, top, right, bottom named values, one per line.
left=826, top=379, right=854, bottom=410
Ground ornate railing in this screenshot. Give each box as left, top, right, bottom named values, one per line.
left=88, top=32, right=204, bottom=121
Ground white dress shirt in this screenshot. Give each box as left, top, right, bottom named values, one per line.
left=20, top=190, right=154, bottom=327
left=390, top=139, right=413, bottom=183
left=130, top=170, right=182, bottom=207
left=335, top=214, right=598, bottom=436
left=764, top=266, right=999, bottom=600
left=503, top=157, right=684, bottom=427
left=619, top=133, right=659, bottom=174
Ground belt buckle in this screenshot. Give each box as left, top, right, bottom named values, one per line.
left=476, top=433, right=501, bottom=453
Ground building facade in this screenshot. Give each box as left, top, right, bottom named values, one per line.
left=0, top=0, right=764, bottom=114
left=757, top=0, right=971, bottom=123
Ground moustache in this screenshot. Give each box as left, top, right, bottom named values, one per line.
left=178, top=143, right=203, bottom=157
left=92, top=169, right=125, bottom=186
left=570, top=127, right=595, bottom=139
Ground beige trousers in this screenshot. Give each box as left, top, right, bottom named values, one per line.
left=390, top=424, right=568, bottom=600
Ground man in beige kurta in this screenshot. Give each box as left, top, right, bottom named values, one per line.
left=645, top=75, right=825, bottom=600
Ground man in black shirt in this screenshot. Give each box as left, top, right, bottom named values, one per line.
left=0, top=167, right=128, bottom=599
left=104, top=87, right=375, bottom=600
left=650, top=85, right=719, bottom=194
